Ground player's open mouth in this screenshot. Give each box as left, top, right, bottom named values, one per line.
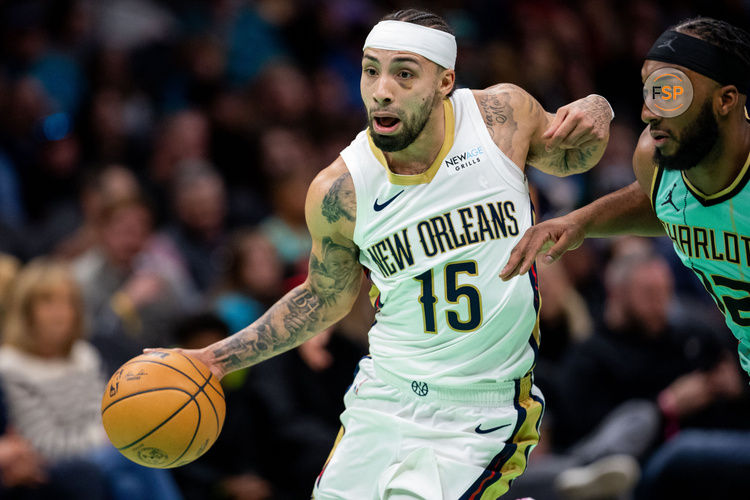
left=650, top=129, right=671, bottom=145
left=373, top=116, right=401, bottom=134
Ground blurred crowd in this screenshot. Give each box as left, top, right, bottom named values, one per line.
left=0, top=0, right=748, bottom=499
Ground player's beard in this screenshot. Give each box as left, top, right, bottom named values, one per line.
left=369, top=91, right=440, bottom=152
left=654, top=100, right=720, bottom=171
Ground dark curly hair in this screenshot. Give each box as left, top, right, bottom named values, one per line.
left=381, top=9, right=454, bottom=36
left=673, top=17, right=750, bottom=68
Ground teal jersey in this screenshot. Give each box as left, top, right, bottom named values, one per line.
left=651, top=154, right=750, bottom=375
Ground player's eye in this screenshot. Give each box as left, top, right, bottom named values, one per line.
left=364, top=67, right=378, bottom=77
left=397, top=70, right=413, bottom=79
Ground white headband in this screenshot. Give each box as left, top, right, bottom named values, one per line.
left=363, top=20, right=457, bottom=70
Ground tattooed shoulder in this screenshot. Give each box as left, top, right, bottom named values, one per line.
left=321, top=172, right=356, bottom=224
left=477, top=91, right=517, bottom=157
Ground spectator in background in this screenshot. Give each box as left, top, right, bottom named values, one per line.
left=211, top=228, right=284, bottom=334
left=553, top=248, right=740, bottom=447
left=637, top=428, right=750, bottom=499
left=0, top=372, right=104, bottom=500
left=0, top=75, right=86, bottom=259
left=170, top=312, right=273, bottom=500
left=259, top=170, right=315, bottom=276
left=81, top=86, right=154, bottom=168
left=511, top=247, right=747, bottom=500
left=588, top=122, right=639, bottom=200
left=531, top=261, right=593, bottom=448
left=0, top=387, right=50, bottom=498
left=0, top=149, right=24, bottom=231
left=54, top=164, right=142, bottom=259
left=0, top=258, right=182, bottom=499
left=149, top=110, right=210, bottom=185
left=72, top=196, right=189, bottom=374
left=147, top=110, right=210, bottom=221
left=536, top=262, right=593, bottom=364
left=252, top=63, right=313, bottom=127
left=158, top=160, right=229, bottom=293
left=0, top=254, right=21, bottom=323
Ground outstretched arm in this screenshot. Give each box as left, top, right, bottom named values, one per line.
left=500, top=182, right=662, bottom=279
left=500, top=128, right=665, bottom=280
left=473, top=84, right=613, bottom=176
left=178, top=161, right=363, bottom=378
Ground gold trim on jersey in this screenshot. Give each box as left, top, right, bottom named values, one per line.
left=650, top=164, right=664, bottom=210
left=482, top=394, right=543, bottom=499
left=314, top=425, right=345, bottom=495
left=460, top=381, right=542, bottom=500
left=368, top=283, right=381, bottom=307
left=680, top=151, right=750, bottom=206
left=366, top=98, right=455, bottom=186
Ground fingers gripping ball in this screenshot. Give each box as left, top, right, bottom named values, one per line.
left=101, top=350, right=225, bottom=468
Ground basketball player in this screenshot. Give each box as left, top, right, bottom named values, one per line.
left=501, top=18, right=750, bottom=377
left=164, top=9, right=613, bottom=498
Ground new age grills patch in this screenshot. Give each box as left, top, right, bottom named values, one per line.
left=445, top=146, right=485, bottom=175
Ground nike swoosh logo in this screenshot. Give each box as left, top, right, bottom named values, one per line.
left=475, top=423, right=511, bottom=434
left=373, top=190, right=404, bottom=211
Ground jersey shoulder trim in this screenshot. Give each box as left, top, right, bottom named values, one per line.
left=680, top=151, right=750, bottom=206
left=650, top=163, right=664, bottom=210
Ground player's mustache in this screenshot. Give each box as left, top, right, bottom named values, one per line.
left=649, top=123, right=672, bottom=136
left=369, top=108, right=404, bottom=119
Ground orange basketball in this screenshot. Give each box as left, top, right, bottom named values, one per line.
left=101, top=350, right=225, bottom=468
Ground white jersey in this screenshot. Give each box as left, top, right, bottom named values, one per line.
left=341, top=88, right=540, bottom=386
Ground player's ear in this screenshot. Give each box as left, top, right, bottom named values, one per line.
left=438, top=68, right=455, bottom=98
left=715, top=84, right=740, bottom=117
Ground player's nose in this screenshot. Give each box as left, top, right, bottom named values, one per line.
left=373, top=75, right=395, bottom=105
left=641, top=102, right=659, bottom=124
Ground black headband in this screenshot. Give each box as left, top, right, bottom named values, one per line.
left=646, top=30, right=750, bottom=95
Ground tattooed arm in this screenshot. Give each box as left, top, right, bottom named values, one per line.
left=186, top=159, right=363, bottom=379
left=473, top=84, right=613, bottom=177
left=500, top=129, right=663, bottom=280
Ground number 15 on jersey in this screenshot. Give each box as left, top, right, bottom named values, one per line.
left=414, top=260, right=483, bottom=334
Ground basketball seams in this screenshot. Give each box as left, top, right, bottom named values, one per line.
left=101, top=387, right=193, bottom=414
left=175, top=352, right=225, bottom=400
left=116, top=391, right=198, bottom=451
left=165, top=395, right=202, bottom=467
left=116, top=357, right=224, bottom=424
left=118, top=359, right=205, bottom=389
left=102, top=353, right=226, bottom=468
left=191, top=377, right=223, bottom=440
left=112, top=373, right=214, bottom=452
left=175, top=352, right=225, bottom=437
left=118, top=356, right=225, bottom=404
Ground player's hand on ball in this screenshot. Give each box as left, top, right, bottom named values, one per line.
left=101, top=350, right=226, bottom=468
left=144, top=347, right=226, bottom=380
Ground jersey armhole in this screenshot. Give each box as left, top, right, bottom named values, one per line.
left=339, top=148, right=366, bottom=247
left=457, top=89, right=528, bottom=194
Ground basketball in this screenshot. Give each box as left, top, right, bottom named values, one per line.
left=101, top=350, right=225, bottom=469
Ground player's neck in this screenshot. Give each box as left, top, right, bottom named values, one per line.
left=383, top=102, right=446, bottom=175
left=684, top=122, right=750, bottom=195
